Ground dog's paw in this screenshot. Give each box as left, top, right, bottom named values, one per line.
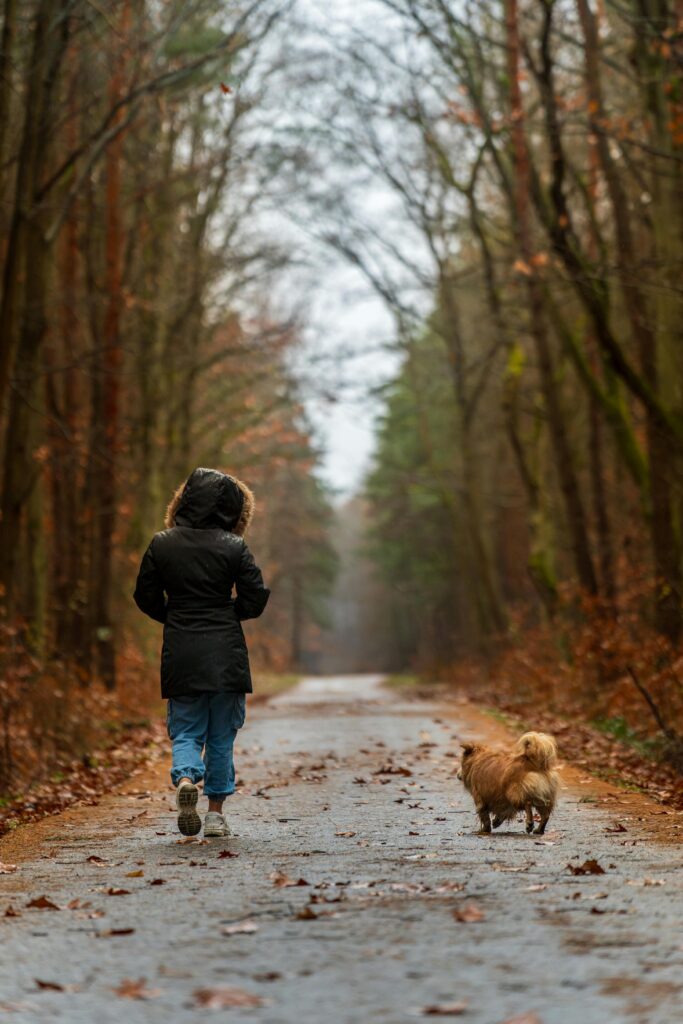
left=491, top=816, right=503, bottom=829
left=533, top=825, right=546, bottom=835
left=525, top=821, right=534, bottom=834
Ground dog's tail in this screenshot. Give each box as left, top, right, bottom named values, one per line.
left=515, top=731, right=557, bottom=770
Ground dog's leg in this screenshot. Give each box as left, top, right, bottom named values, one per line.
left=491, top=815, right=503, bottom=829
left=533, top=806, right=551, bottom=835
left=476, top=805, right=491, bottom=834
left=525, top=804, right=534, bottom=834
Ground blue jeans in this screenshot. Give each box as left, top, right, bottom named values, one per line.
left=167, top=692, right=246, bottom=799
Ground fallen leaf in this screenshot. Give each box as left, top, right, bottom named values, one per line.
left=0, top=862, right=18, bottom=874
left=4, top=905, right=21, bottom=917
left=86, top=855, right=108, bottom=865
left=148, top=878, right=166, bottom=886
left=106, top=887, right=131, bottom=896
left=220, top=82, right=233, bottom=94
left=218, top=850, right=239, bottom=859
left=453, top=903, right=485, bottom=923
left=270, top=871, right=309, bottom=888
left=421, top=1002, right=468, bottom=1016
left=605, top=823, right=627, bottom=834
left=524, top=884, right=547, bottom=892
left=35, top=980, right=64, bottom=991
left=126, top=870, right=144, bottom=878
left=335, top=831, right=356, bottom=838
left=26, top=895, right=60, bottom=910
left=296, top=905, right=318, bottom=920
left=566, top=859, right=605, bottom=876
left=252, top=971, right=281, bottom=982
left=222, top=919, right=259, bottom=935
left=499, top=1015, right=543, bottom=1024
left=193, top=986, right=263, bottom=1009
left=375, top=764, right=412, bottom=776
left=114, top=978, right=161, bottom=1000
left=433, top=882, right=466, bottom=893
left=98, top=927, right=136, bottom=937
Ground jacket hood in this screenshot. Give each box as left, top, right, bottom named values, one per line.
left=165, top=468, right=255, bottom=535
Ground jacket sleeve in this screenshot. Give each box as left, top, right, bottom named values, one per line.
left=133, top=541, right=167, bottom=624
left=234, top=541, right=270, bottom=621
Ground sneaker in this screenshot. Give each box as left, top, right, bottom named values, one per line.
left=176, top=781, right=201, bottom=836
left=204, top=811, right=230, bottom=838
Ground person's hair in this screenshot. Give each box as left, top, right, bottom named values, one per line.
left=164, top=473, right=255, bottom=535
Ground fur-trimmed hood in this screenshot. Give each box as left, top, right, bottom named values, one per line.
left=165, top=467, right=255, bottom=536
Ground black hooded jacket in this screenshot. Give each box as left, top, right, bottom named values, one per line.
left=133, top=468, right=270, bottom=698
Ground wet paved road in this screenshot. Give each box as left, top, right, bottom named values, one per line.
left=1, top=674, right=682, bottom=1023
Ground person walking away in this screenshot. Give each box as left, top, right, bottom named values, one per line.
left=133, top=467, right=270, bottom=837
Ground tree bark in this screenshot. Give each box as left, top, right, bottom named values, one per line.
left=92, top=0, right=130, bottom=688
left=504, top=0, right=598, bottom=596
left=576, top=0, right=682, bottom=639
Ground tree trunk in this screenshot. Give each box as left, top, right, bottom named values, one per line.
left=504, top=0, right=598, bottom=596
left=0, top=0, right=64, bottom=421
left=0, top=0, right=67, bottom=618
left=576, top=0, right=682, bottom=639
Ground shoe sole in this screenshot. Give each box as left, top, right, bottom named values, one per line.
left=176, top=784, right=201, bottom=836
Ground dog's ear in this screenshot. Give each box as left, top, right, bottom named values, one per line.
left=461, top=742, right=476, bottom=756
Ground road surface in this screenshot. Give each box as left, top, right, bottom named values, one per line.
left=1, top=674, right=681, bottom=1023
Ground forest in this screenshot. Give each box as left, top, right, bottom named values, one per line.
left=2, top=0, right=683, bottom=809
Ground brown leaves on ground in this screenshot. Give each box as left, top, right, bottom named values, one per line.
left=0, top=706, right=165, bottom=838
left=34, top=979, right=81, bottom=993
left=104, top=887, right=131, bottom=896
left=270, top=870, right=309, bottom=887
left=295, top=905, right=319, bottom=920
left=218, top=849, right=239, bottom=859
left=0, top=861, right=18, bottom=873
left=446, top=635, right=683, bottom=811
left=192, top=986, right=263, bottom=1009
left=452, top=902, right=485, bottom=923
left=421, top=1002, right=468, bottom=1016
left=567, top=859, right=606, bottom=876
left=114, top=978, right=161, bottom=1000
left=374, top=763, right=412, bottom=777
left=499, top=1015, right=543, bottom=1024
left=335, top=830, right=356, bottom=838
left=26, top=895, right=60, bottom=910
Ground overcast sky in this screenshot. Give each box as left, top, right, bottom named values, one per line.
left=258, top=0, right=428, bottom=500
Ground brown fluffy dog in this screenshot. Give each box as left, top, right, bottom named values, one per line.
left=459, top=732, right=559, bottom=835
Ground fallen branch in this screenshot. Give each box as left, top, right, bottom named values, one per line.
left=627, top=666, right=678, bottom=743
